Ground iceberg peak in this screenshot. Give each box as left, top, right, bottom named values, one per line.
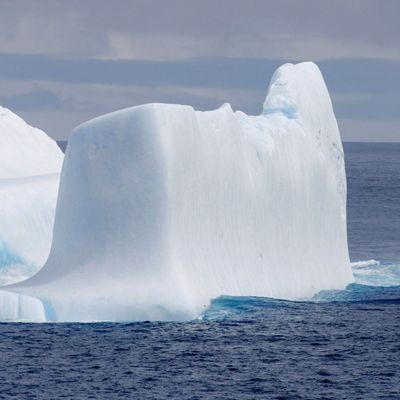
left=0, top=105, right=63, bottom=179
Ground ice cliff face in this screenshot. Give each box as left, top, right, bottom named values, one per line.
left=0, top=107, right=63, bottom=285
left=0, top=62, right=353, bottom=321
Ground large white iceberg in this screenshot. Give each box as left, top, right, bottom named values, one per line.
left=0, top=62, right=353, bottom=321
left=0, top=106, right=63, bottom=285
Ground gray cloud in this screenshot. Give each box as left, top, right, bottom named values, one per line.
left=0, top=1, right=399, bottom=141
left=0, top=84, right=61, bottom=111
left=1, top=53, right=399, bottom=95
left=0, top=53, right=283, bottom=89
left=0, top=1, right=399, bottom=60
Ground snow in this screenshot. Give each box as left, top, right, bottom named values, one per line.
left=0, top=106, right=63, bottom=179
left=0, top=107, right=63, bottom=285
left=0, top=62, right=353, bottom=322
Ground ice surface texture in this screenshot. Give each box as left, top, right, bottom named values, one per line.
left=0, top=106, right=63, bottom=285
left=0, top=106, right=62, bottom=179
left=0, top=62, right=353, bottom=321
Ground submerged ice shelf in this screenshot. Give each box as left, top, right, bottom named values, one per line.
left=0, top=62, right=353, bottom=322
left=0, top=106, right=63, bottom=285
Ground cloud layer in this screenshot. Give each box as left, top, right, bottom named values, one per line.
left=0, top=1, right=398, bottom=140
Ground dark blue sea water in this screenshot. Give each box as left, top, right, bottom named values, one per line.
left=1, top=142, right=399, bottom=399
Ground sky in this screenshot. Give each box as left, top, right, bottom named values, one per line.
left=0, top=0, right=399, bottom=141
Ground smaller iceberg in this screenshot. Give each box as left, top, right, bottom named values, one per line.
left=0, top=106, right=63, bottom=285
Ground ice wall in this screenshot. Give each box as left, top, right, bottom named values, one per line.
left=0, top=62, right=353, bottom=322
left=0, top=290, right=46, bottom=322
left=0, top=107, right=63, bottom=285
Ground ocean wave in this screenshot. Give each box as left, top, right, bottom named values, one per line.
left=201, top=259, right=400, bottom=320
left=351, top=259, right=400, bottom=287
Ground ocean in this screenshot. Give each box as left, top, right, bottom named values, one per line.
left=0, top=142, right=399, bottom=399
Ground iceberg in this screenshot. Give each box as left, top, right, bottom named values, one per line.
left=0, top=106, right=62, bottom=179
left=0, top=62, right=353, bottom=322
left=0, top=106, right=63, bottom=285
